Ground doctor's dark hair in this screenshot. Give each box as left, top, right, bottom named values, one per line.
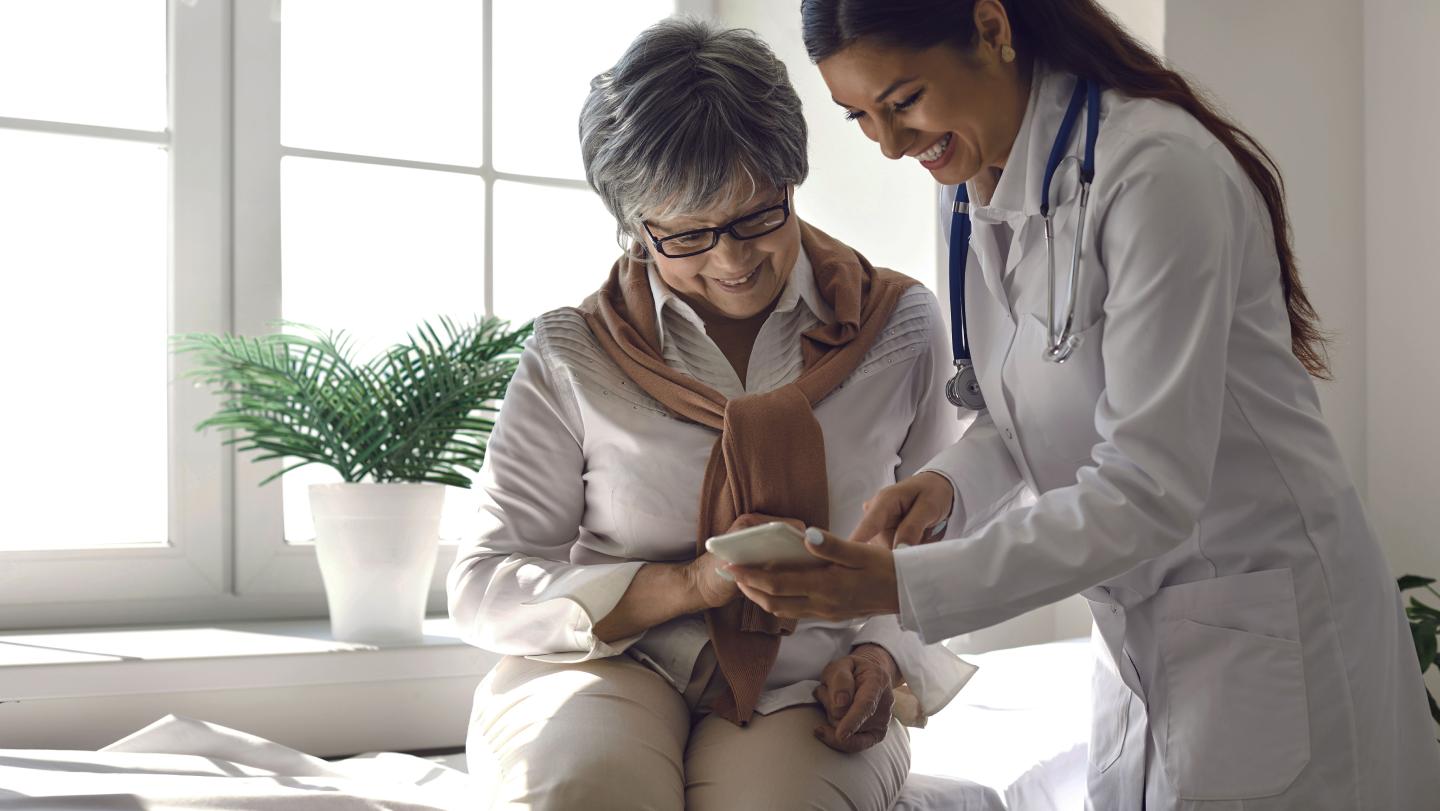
left=801, top=0, right=1331, bottom=378
left=579, top=17, right=808, bottom=252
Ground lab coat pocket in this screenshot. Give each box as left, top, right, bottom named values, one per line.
left=1088, top=650, right=1131, bottom=774
left=1157, top=576, right=1310, bottom=800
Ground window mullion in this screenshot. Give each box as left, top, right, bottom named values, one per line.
left=230, top=0, right=294, bottom=596
left=483, top=0, right=495, bottom=318
left=168, top=0, right=232, bottom=593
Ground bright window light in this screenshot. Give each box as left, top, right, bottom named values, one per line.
left=0, top=130, right=168, bottom=550
left=0, top=0, right=166, bottom=131
left=282, top=0, right=485, bottom=165
left=491, top=0, right=672, bottom=179
left=492, top=180, right=622, bottom=322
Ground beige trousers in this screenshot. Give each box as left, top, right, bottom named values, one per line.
left=465, top=653, right=910, bottom=810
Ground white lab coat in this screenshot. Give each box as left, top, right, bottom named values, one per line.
left=894, top=64, right=1440, bottom=809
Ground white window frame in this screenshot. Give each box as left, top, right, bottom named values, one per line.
left=2, top=0, right=713, bottom=630
left=1, top=0, right=232, bottom=630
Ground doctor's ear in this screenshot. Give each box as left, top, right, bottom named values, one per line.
left=971, top=0, right=1016, bottom=63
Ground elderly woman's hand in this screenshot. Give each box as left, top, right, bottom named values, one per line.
left=728, top=528, right=900, bottom=621
left=687, top=513, right=805, bottom=609
left=813, top=644, right=899, bottom=753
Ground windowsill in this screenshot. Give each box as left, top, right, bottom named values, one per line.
left=0, top=616, right=499, bottom=756
left=0, top=616, right=495, bottom=701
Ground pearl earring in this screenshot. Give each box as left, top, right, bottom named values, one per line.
left=1000, top=44, right=1016, bottom=63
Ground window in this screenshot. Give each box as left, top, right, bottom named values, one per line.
left=1, top=0, right=704, bottom=630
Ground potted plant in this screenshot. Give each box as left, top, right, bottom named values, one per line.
left=1399, top=574, right=1440, bottom=733
left=173, top=315, right=531, bottom=644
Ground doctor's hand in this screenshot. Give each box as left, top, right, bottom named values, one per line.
left=686, top=513, right=804, bottom=609
left=850, top=471, right=955, bottom=548
left=728, top=528, right=899, bottom=621
left=813, top=644, right=899, bottom=753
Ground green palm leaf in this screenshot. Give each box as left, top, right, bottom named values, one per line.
left=174, top=315, right=531, bottom=485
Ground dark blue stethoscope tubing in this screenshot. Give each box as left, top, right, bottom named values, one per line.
left=948, top=77, right=1100, bottom=366
left=948, top=187, right=973, bottom=362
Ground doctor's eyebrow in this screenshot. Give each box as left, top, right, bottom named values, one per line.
left=829, top=76, right=919, bottom=110
left=873, top=77, right=918, bottom=102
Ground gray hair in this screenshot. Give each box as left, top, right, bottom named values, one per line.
left=579, top=17, right=808, bottom=250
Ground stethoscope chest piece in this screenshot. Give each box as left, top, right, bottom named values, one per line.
left=946, top=360, right=986, bottom=410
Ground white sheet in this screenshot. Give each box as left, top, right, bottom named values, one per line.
left=909, top=637, right=1092, bottom=811
left=0, top=715, right=479, bottom=810
left=0, top=638, right=1091, bottom=810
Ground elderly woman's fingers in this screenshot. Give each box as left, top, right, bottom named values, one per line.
left=813, top=722, right=857, bottom=753
left=814, top=721, right=886, bottom=754
left=836, top=669, right=890, bottom=739
left=728, top=514, right=767, bottom=531
left=819, top=657, right=857, bottom=723
left=731, top=513, right=805, bottom=533
left=813, top=683, right=846, bottom=725
left=835, top=679, right=880, bottom=740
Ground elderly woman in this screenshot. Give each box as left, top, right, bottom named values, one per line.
left=447, top=18, right=971, bottom=810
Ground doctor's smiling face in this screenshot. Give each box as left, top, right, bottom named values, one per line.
left=640, top=183, right=801, bottom=321
left=815, top=0, right=1030, bottom=186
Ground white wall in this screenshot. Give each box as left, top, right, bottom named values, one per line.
left=1163, top=0, right=1369, bottom=497
left=1098, top=0, right=1164, bottom=54
left=1364, top=0, right=1440, bottom=581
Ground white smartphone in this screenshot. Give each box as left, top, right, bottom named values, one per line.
left=704, top=521, right=822, bottom=569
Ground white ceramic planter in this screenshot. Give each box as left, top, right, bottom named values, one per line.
left=308, top=482, right=446, bottom=645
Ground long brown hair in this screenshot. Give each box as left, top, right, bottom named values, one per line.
left=801, top=0, right=1331, bottom=378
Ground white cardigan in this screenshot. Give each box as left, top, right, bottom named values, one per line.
left=447, top=249, right=974, bottom=717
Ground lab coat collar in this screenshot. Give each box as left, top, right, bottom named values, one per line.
left=975, top=62, right=1081, bottom=221
left=646, top=247, right=828, bottom=352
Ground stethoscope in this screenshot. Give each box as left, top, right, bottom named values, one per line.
left=946, top=77, right=1102, bottom=410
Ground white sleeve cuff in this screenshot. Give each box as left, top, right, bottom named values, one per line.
left=894, top=542, right=958, bottom=644
left=852, top=614, right=977, bottom=717
left=520, top=560, right=646, bottom=663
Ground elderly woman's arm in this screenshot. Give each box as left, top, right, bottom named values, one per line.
left=591, top=549, right=732, bottom=642
left=448, top=335, right=713, bottom=660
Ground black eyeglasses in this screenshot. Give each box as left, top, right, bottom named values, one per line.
left=642, top=193, right=791, bottom=258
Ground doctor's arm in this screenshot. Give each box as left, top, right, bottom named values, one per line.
left=889, top=134, right=1249, bottom=642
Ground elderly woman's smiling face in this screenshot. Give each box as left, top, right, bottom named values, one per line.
left=642, top=184, right=801, bottom=321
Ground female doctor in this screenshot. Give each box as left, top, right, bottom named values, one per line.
left=728, top=0, right=1440, bottom=807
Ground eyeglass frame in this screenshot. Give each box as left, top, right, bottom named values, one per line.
left=640, top=191, right=792, bottom=259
